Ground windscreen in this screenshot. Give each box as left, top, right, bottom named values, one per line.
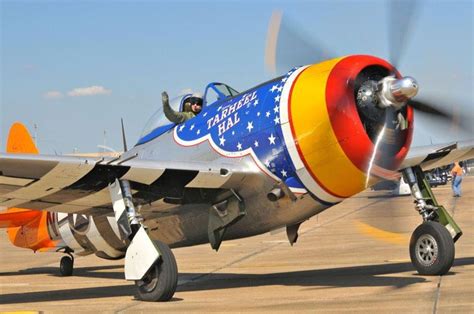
left=139, top=93, right=191, bottom=138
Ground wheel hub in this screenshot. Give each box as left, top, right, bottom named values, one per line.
left=137, top=263, right=160, bottom=293
left=415, top=234, right=438, bottom=267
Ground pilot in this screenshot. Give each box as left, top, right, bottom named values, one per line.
left=162, top=91, right=203, bottom=124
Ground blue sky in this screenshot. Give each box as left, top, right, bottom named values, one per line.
left=1, top=0, right=472, bottom=154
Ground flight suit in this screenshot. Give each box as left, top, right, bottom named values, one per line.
left=162, top=92, right=196, bottom=124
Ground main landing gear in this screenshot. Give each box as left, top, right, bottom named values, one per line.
left=135, top=240, right=178, bottom=302
left=403, top=166, right=462, bottom=275
left=109, top=179, right=178, bottom=302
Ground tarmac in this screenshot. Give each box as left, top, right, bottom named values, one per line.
left=1, top=177, right=473, bottom=313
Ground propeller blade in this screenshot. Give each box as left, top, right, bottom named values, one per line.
left=409, top=99, right=472, bottom=132
left=364, top=109, right=400, bottom=188
left=409, top=100, right=451, bottom=119
left=387, top=0, right=420, bottom=67
left=264, top=10, right=282, bottom=75
left=265, top=10, right=333, bottom=75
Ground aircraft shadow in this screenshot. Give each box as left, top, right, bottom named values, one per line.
left=176, top=257, right=473, bottom=293
left=1, top=257, right=473, bottom=304
left=0, top=264, right=124, bottom=280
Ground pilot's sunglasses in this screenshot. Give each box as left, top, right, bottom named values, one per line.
left=190, top=98, right=202, bottom=105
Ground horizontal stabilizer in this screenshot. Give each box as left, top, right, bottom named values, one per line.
left=0, top=208, right=42, bottom=228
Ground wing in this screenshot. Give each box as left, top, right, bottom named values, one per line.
left=399, top=139, right=474, bottom=171
left=0, top=153, right=257, bottom=215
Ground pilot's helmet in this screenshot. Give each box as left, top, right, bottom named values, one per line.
left=189, top=92, right=203, bottom=107
left=188, top=93, right=203, bottom=114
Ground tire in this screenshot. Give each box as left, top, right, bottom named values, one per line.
left=409, top=221, right=455, bottom=275
left=135, top=240, right=178, bottom=302
left=60, top=256, right=74, bottom=276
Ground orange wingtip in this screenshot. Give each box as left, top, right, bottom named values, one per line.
left=6, top=122, right=39, bottom=154
left=0, top=208, right=42, bottom=228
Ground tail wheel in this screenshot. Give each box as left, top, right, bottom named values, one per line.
left=60, top=256, right=74, bottom=276
left=135, top=240, right=178, bottom=302
left=410, top=221, right=455, bottom=275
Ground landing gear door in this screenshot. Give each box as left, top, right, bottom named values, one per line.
left=204, top=82, right=239, bottom=106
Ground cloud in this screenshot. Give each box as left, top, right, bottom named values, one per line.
left=67, top=85, right=111, bottom=97
left=43, top=90, right=63, bottom=99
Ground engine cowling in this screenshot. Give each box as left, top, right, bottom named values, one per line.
left=280, top=55, right=413, bottom=204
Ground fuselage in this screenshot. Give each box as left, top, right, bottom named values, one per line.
left=5, top=55, right=414, bottom=258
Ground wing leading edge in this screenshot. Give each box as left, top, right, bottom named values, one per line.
left=399, top=140, right=474, bottom=171
left=0, top=153, right=256, bottom=214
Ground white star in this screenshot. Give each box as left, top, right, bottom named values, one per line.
left=274, top=95, right=281, bottom=102
left=219, top=136, right=226, bottom=146
left=196, top=129, right=201, bottom=135
left=268, top=133, right=276, bottom=145
left=282, top=77, right=288, bottom=83
left=190, top=124, right=195, bottom=131
left=179, top=125, right=185, bottom=132
left=232, top=130, right=235, bottom=136
left=266, top=111, right=271, bottom=118
left=274, top=116, right=280, bottom=124
left=281, top=169, right=288, bottom=177
left=253, top=99, right=259, bottom=106
left=270, top=85, right=278, bottom=92
left=237, top=142, right=242, bottom=150
left=264, top=159, right=271, bottom=167
left=277, top=86, right=283, bottom=92
left=246, top=121, right=254, bottom=133
left=254, top=140, right=259, bottom=147
left=273, top=105, right=279, bottom=113
left=257, top=112, right=261, bottom=117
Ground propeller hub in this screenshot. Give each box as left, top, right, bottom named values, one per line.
left=377, top=76, right=419, bottom=110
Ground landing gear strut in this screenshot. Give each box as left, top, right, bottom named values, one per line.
left=109, top=179, right=178, bottom=302
left=402, top=166, right=462, bottom=275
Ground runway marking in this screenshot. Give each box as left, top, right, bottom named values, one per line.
left=433, top=196, right=459, bottom=314
left=218, top=243, right=239, bottom=247
left=433, top=276, right=443, bottom=314
left=355, top=221, right=409, bottom=245
left=0, top=311, right=42, bottom=314
left=0, top=283, right=31, bottom=287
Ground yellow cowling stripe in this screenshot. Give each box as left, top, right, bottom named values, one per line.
left=290, top=58, right=369, bottom=197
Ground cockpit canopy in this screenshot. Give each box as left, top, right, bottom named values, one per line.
left=137, top=82, right=239, bottom=145
left=203, top=82, right=239, bottom=106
